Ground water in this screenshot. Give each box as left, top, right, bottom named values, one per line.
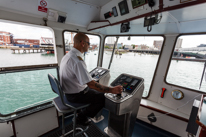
left=101, top=51, right=159, bottom=97
left=0, top=48, right=56, bottom=67
left=0, top=49, right=57, bottom=114
left=1, top=49, right=206, bottom=114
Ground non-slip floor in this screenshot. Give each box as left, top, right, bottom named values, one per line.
left=41, top=108, right=179, bottom=137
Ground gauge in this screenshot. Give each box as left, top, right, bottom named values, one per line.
left=171, top=90, right=184, bottom=100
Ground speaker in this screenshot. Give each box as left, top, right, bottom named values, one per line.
left=57, top=15, right=66, bottom=23
left=120, top=22, right=130, bottom=33
left=47, top=9, right=67, bottom=23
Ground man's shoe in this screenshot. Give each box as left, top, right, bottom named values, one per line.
left=73, top=114, right=92, bottom=126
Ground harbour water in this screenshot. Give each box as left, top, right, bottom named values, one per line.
left=0, top=49, right=206, bottom=114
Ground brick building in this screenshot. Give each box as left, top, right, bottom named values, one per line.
left=90, top=44, right=98, bottom=50
left=0, top=31, right=13, bottom=45
left=153, top=40, right=163, bottom=50
left=14, top=39, right=40, bottom=46
left=140, top=44, right=149, bottom=50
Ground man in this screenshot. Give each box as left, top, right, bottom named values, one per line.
left=59, top=33, right=122, bottom=125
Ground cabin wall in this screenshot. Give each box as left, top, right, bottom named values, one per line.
left=0, top=122, right=13, bottom=137
left=100, top=0, right=159, bottom=24
left=138, top=106, right=188, bottom=137
left=149, top=34, right=201, bottom=115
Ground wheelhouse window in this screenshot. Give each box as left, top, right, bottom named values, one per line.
left=63, top=31, right=100, bottom=71
left=0, top=20, right=57, bottom=115
left=102, top=36, right=164, bottom=97
left=166, top=34, right=206, bottom=92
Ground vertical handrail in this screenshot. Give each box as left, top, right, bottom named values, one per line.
left=108, top=36, right=119, bottom=69
left=199, top=60, right=206, bottom=89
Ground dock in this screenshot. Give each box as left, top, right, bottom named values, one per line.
left=11, top=47, right=53, bottom=53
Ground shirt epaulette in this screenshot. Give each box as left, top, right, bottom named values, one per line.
left=77, top=56, right=83, bottom=61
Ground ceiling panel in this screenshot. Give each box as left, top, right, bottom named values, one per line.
left=0, top=0, right=101, bottom=27
left=73, top=0, right=112, bottom=7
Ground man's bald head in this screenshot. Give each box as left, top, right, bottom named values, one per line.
left=74, top=33, right=88, bottom=44
left=73, top=33, right=90, bottom=53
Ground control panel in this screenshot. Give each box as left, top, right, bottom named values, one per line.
left=111, top=74, right=141, bottom=94
left=105, top=73, right=144, bottom=103
left=132, top=0, right=147, bottom=9
left=89, top=67, right=110, bottom=86
left=104, top=73, right=144, bottom=137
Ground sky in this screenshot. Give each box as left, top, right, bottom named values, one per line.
left=109, top=36, right=164, bottom=47
left=0, top=21, right=53, bottom=39
left=1, top=20, right=206, bottom=48
left=179, top=35, right=206, bottom=48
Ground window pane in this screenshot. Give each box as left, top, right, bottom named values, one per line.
left=166, top=35, right=206, bottom=92
left=102, top=36, right=164, bottom=97
left=63, top=31, right=100, bottom=71
left=0, top=21, right=56, bottom=68
left=0, top=68, right=58, bottom=115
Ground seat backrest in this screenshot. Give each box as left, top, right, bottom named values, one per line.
left=48, top=73, right=74, bottom=109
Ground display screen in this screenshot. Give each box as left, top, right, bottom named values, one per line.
left=110, top=74, right=142, bottom=94
left=118, top=1, right=129, bottom=15
left=112, top=7, right=118, bottom=17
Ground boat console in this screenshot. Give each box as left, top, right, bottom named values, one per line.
left=104, top=73, right=144, bottom=137
left=89, top=67, right=110, bottom=86
left=89, top=67, right=110, bottom=122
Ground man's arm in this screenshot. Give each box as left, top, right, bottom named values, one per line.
left=87, top=80, right=122, bottom=94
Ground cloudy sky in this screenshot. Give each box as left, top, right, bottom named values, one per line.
left=0, top=21, right=53, bottom=39
left=1, top=20, right=205, bottom=48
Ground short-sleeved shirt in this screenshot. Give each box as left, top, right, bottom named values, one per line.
left=59, top=48, right=93, bottom=94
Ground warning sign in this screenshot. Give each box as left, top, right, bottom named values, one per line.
left=38, top=0, right=48, bottom=13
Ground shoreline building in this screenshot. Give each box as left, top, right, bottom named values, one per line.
left=153, top=40, right=163, bottom=50
left=40, top=37, right=53, bottom=46
left=0, top=31, right=13, bottom=46
left=14, top=39, right=40, bottom=47
left=107, top=37, right=115, bottom=44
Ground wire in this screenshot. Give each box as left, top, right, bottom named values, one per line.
left=147, top=8, right=153, bottom=32
left=155, top=13, right=162, bottom=24
left=137, top=94, right=202, bottom=119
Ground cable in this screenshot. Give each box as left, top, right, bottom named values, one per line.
left=137, top=94, right=202, bottom=119
left=147, top=7, right=153, bottom=32
left=155, top=13, right=162, bottom=24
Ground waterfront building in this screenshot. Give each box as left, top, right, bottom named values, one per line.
left=40, top=37, right=53, bottom=46
left=107, top=37, right=115, bottom=44
left=153, top=40, right=163, bottom=50
left=117, top=43, right=123, bottom=49
left=0, top=31, right=13, bottom=45
left=140, top=44, right=149, bottom=50
left=14, top=39, right=40, bottom=47
left=124, top=44, right=133, bottom=50
left=105, top=43, right=113, bottom=49
left=90, top=44, right=98, bottom=50
left=197, top=44, right=206, bottom=47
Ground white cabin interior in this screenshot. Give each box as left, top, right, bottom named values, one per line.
left=1, top=0, right=206, bottom=137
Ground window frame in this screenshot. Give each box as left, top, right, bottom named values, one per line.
left=0, top=19, right=58, bottom=119
left=0, top=64, right=59, bottom=120
left=101, top=34, right=166, bottom=99
left=164, top=33, right=206, bottom=94
left=62, top=30, right=102, bottom=67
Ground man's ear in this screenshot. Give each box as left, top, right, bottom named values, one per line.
left=80, top=40, right=85, bottom=47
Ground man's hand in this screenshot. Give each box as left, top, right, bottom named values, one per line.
left=87, top=80, right=123, bottom=94
left=111, top=85, right=123, bottom=94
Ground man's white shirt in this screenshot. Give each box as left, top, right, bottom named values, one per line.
left=59, top=48, right=93, bottom=94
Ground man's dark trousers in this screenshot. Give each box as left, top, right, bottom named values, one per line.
left=65, top=87, right=105, bottom=118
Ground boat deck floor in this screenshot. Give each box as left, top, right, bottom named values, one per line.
left=41, top=109, right=179, bottom=137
